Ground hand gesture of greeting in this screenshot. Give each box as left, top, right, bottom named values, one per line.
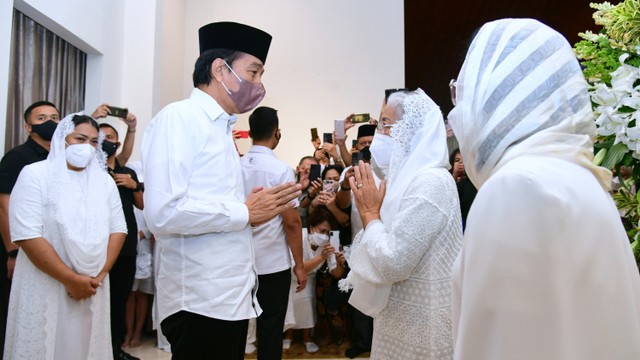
left=349, top=161, right=386, bottom=228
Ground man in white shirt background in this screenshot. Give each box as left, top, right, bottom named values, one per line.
left=141, top=22, right=301, bottom=360
left=241, top=106, right=306, bottom=360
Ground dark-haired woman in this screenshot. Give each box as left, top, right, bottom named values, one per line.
left=5, top=113, right=127, bottom=359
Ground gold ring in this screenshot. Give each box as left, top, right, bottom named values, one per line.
left=356, top=183, right=364, bottom=189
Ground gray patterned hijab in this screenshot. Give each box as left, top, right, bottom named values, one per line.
left=448, top=18, right=611, bottom=190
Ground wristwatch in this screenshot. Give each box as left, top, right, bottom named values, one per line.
left=133, top=182, right=144, bottom=192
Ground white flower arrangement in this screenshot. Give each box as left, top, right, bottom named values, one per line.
left=592, top=54, right=640, bottom=158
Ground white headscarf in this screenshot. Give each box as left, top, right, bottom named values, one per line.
left=381, top=88, right=450, bottom=224
left=48, top=113, right=111, bottom=276
left=341, top=89, right=449, bottom=316
left=448, top=18, right=611, bottom=190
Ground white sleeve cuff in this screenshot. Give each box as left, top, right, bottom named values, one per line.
left=228, top=202, right=250, bottom=231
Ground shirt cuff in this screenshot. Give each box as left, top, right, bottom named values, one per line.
left=363, top=219, right=384, bottom=237
left=228, top=202, right=250, bottom=231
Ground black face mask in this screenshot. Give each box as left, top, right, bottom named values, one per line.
left=101, top=140, right=119, bottom=157
left=30, top=120, right=58, bottom=141
left=360, top=146, right=372, bottom=161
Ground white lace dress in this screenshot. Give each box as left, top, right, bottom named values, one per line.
left=5, top=162, right=126, bottom=360
left=357, top=167, right=462, bottom=359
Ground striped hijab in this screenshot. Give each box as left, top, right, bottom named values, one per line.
left=448, top=18, right=611, bottom=190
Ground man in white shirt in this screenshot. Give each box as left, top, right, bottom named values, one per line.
left=241, top=106, right=306, bottom=359
left=141, top=22, right=301, bottom=360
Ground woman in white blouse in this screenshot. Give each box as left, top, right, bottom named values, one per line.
left=283, top=207, right=345, bottom=353
left=5, top=114, right=127, bottom=360
left=342, top=89, right=463, bottom=359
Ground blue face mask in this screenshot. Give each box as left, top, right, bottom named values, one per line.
left=220, top=61, right=266, bottom=114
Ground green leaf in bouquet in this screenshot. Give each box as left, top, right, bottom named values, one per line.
left=594, top=137, right=615, bottom=149
left=619, top=105, right=637, bottom=113
left=623, top=153, right=635, bottom=167
left=601, top=142, right=630, bottom=169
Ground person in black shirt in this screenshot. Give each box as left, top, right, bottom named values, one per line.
left=99, top=123, right=143, bottom=360
left=0, top=101, right=60, bottom=356
left=449, top=148, right=477, bottom=231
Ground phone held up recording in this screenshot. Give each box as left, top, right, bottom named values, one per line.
left=323, top=179, right=336, bottom=194
left=309, top=164, right=322, bottom=183
left=334, top=120, right=345, bottom=140
left=351, top=113, right=370, bottom=123
left=107, top=106, right=128, bottom=119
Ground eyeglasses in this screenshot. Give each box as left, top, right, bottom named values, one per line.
left=384, top=88, right=409, bottom=102
left=449, top=79, right=457, bottom=106
left=376, top=118, right=395, bottom=133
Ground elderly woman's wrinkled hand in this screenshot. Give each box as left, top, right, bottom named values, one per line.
left=349, top=161, right=386, bottom=227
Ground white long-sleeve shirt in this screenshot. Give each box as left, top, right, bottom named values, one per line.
left=141, top=88, right=259, bottom=323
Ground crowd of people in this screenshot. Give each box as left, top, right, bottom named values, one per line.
left=0, top=16, right=640, bottom=360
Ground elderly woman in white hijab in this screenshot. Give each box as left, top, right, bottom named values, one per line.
left=448, top=18, right=640, bottom=360
left=341, top=88, right=463, bottom=359
left=5, top=114, right=127, bottom=360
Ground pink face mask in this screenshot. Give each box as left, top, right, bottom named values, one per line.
left=221, top=61, right=266, bottom=114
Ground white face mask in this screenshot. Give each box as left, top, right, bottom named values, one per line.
left=65, top=143, right=96, bottom=168
left=369, top=133, right=394, bottom=179
left=308, top=232, right=329, bottom=247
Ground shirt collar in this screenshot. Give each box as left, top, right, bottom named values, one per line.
left=190, top=88, right=238, bottom=129
left=247, top=145, right=276, bottom=157
left=26, top=136, right=49, bottom=155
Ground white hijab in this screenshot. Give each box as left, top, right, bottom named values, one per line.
left=48, top=113, right=111, bottom=276
left=381, top=88, right=450, bottom=225
left=342, top=89, right=450, bottom=316
left=448, top=18, right=611, bottom=190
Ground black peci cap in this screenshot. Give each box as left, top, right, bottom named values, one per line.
left=357, top=124, right=376, bottom=139
left=198, top=22, right=272, bottom=64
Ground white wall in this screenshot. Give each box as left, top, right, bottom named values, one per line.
left=183, top=0, right=405, bottom=167
left=0, top=0, right=14, bottom=153
left=1, top=0, right=404, bottom=167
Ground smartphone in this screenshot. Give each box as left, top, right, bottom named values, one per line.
left=310, top=128, right=319, bottom=141
left=236, top=130, right=249, bottom=139
left=309, top=164, right=321, bottom=183
left=351, top=151, right=364, bottom=166
left=352, top=139, right=358, bottom=148
left=107, top=106, right=128, bottom=119
left=351, top=113, right=370, bottom=123
left=334, top=120, right=345, bottom=140
left=327, top=230, right=340, bottom=271
left=360, top=146, right=371, bottom=161
left=323, top=133, right=333, bottom=144
left=323, top=179, right=335, bottom=193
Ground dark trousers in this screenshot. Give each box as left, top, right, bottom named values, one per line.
left=350, top=305, right=373, bottom=350
left=161, top=310, right=248, bottom=360
left=256, top=268, right=291, bottom=360
left=109, top=255, right=136, bottom=349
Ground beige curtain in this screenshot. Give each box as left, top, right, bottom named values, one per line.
left=5, top=9, right=86, bottom=152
